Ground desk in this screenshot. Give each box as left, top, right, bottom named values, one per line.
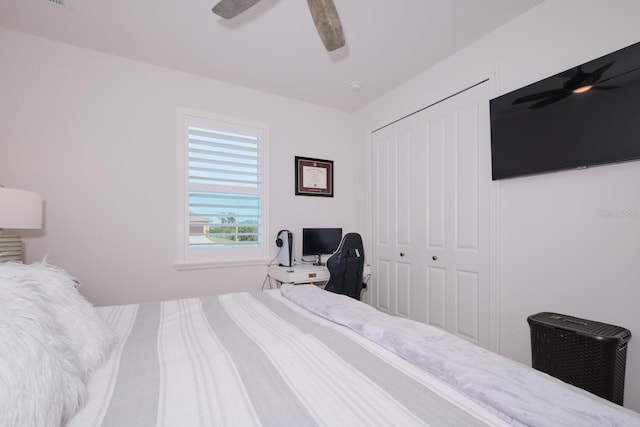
left=267, top=264, right=330, bottom=285
left=267, top=263, right=371, bottom=286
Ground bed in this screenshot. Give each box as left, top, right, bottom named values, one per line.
left=2, top=261, right=640, bottom=426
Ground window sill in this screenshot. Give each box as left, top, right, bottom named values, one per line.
left=174, top=258, right=271, bottom=271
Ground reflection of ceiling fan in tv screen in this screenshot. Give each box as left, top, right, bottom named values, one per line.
left=490, top=40, right=640, bottom=180
left=511, top=62, right=618, bottom=110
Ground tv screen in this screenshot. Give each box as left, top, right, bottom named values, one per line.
left=490, top=40, right=640, bottom=180
left=302, top=228, right=342, bottom=256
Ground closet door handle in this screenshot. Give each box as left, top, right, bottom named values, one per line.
left=400, top=252, right=405, bottom=257
left=432, top=256, right=438, bottom=261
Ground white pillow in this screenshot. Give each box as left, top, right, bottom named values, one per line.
left=0, top=272, right=86, bottom=426
left=4, top=261, right=116, bottom=378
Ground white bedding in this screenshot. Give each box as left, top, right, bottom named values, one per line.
left=68, top=285, right=640, bottom=426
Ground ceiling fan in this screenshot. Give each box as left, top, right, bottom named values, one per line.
left=212, top=0, right=345, bottom=52
left=512, top=62, right=617, bottom=109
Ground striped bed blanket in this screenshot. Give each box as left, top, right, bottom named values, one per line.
left=69, top=285, right=640, bottom=427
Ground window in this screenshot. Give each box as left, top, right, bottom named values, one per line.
left=177, top=109, right=269, bottom=268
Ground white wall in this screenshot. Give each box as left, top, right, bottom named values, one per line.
left=357, top=0, right=640, bottom=411
left=0, top=27, right=364, bottom=306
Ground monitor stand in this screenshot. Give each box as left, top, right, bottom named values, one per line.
left=313, top=255, right=325, bottom=266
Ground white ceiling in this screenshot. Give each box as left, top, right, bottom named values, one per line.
left=0, top=0, right=544, bottom=112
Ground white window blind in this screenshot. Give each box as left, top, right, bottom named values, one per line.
left=177, top=110, right=268, bottom=267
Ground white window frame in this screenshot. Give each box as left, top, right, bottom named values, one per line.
left=175, top=108, right=269, bottom=270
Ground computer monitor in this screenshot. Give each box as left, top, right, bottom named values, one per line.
left=302, top=228, right=342, bottom=265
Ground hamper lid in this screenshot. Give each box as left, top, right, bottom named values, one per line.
left=527, top=312, right=631, bottom=342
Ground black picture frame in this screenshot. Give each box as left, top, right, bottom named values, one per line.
left=295, top=156, right=334, bottom=197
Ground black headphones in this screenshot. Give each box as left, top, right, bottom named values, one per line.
left=275, top=229, right=289, bottom=247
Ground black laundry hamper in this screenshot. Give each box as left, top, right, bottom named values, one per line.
left=527, top=312, right=631, bottom=405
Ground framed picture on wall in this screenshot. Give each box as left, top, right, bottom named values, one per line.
left=295, top=156, right=334, bottom=197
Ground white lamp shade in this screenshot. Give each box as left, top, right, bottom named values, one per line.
left=0, top=187, right=43, bottom=230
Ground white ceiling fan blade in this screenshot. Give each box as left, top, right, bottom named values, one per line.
left=212, top=0, right=261, bottom=19
left=307, top=0, right=345, bottom=51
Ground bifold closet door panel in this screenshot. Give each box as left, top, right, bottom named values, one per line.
left=371, top=81, right=492, bottom=349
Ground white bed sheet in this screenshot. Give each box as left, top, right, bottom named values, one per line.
left=68, top=286, right=640, bottom=426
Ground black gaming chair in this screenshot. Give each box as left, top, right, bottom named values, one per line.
left=325, top=233, right=365, bottom=300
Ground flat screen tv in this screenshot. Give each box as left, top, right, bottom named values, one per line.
left=490, top=40, right=640, bottom=180
left=302, top=227, right=342, bottom=262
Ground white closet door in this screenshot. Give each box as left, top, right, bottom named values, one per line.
left=371, top=82, right=491, bottom=348
left=371, top=113, right=428, bottom=322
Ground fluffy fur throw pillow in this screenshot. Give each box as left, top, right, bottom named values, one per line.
left=0, top=261, right=116, bottom=426
left=0, top=271, right=86, bottom=426
left=18, top=261, right=117, bottom=377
